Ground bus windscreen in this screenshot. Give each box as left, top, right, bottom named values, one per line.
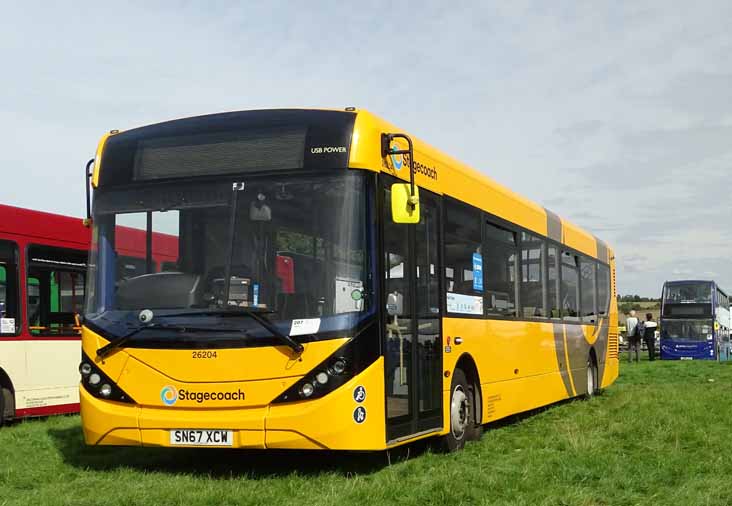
left=85, top=172, right=371, bottom=348
left=663, top=282, right=712, bottom=304
left=661, top=319, right=713, bottom=342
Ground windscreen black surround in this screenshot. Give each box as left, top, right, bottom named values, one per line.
left=98, top=109, right=356, bottom=187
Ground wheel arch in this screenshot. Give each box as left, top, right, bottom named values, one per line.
left=454, top=353, right=482, bottom=424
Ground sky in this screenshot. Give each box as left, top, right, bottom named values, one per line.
left=1, top=1, right=731, bottom=296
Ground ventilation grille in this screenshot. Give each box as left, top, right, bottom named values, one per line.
left=608, top=333, right=619, bottom=359
left=611, top=263, right=617, bottom=297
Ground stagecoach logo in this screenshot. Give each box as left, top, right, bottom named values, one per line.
left=389, top=142, right=404, bottom=171
left=387, top=142, right=438, bottom=180
left=159, top=386, right=246, bottom=405
left=161, top=385, right=178, bottom=406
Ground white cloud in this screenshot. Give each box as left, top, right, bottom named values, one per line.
left=1, top=1, right=731, bottom=296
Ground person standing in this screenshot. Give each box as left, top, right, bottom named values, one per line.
left=625, top=310, right=640, bottom=363
left=643, top=313, right=658, bottom=361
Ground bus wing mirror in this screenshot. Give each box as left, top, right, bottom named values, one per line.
left=391, top=183, right=420, bottom=224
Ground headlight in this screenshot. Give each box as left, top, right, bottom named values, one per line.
left=273, top=321, right=379, bottom=404
left=328, top=358, right=347, bottom=376
left=299, top=383, right=315, bottom=398
left=79, top=351, right=136, bottom=404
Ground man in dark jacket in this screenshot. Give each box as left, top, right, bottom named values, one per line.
left=643, top=313, right=658, bottom=361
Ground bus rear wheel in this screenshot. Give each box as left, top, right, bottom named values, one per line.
left=585, top=359, right=598, bottom=398
left=442, top=368, right=479, bottom=452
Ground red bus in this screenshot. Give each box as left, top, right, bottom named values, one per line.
left=0, top=204, right=177, bottom=425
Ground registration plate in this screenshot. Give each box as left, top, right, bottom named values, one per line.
left=169, top=429, right=233, bottom=446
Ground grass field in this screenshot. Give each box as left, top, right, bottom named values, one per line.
left=2, top=359, right=732, bottom=506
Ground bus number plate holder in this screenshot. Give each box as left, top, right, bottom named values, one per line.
left=169, top=429, right=234, bottom=446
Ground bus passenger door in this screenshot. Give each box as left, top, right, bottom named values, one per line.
left=382, top=179, right=442, bottom=442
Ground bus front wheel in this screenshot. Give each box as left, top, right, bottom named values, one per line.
left=442, top=368, right=477, bottom=452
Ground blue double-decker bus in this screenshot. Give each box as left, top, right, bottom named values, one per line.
left=660, top=280, right=731, bottom=360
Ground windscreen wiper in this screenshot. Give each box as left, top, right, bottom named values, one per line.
left=155, top=308, right=305, bottom=354
left=96, top=322, right=250, bottom=359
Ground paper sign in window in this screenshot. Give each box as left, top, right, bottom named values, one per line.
left=290, top=318, right=320, bottom=336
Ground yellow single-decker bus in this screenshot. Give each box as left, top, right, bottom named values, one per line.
left=80, top=108, right=618, bottom=451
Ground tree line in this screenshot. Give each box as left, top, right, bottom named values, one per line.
left=616, top=294, right=659, bottom=302
left=616, top=295, right=661, bottom=315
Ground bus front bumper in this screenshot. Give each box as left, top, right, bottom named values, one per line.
left=80, top=357, right=388, bottom=450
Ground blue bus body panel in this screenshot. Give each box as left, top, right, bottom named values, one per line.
left=660, top=339, right=715, bottom=360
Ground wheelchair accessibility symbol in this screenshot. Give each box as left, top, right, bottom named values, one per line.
left=353, top=385, right=366, bottom=403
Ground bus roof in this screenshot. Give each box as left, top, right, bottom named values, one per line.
left=0, top=203, right=90, bottom=247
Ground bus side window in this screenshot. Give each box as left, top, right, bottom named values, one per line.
left=561, top=251, right=580, bottom=321
left=597, top=263, right=610, bottom=317
left=0, top=240, right=20, bottom=335
left=520, top=232, right=545, bottom=318
left=580, top=257, right=597, bottom=323
left=484, top=222, right=517, bottom=317
left=443, top=200, right=483, bottom=316
left=547, top=246, right=560, bottom=318
left=27, top=277, right=40, bottom=332
left=27, top=245, right=86, bottom=337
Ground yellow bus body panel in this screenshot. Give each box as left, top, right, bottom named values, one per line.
left=266, top=357, right=386, bottom=450
left=440, top=318, right=617, bottom=427
left=91, top=132, right=112, bottom=188
left=81, top=326, right=379, bottom=448
left=80, top=357, right=387, bottom=450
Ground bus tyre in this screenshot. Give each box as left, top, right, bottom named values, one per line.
left=0, top=387, right=12, bottom=426
left=585, top=360, right=598, bottom=398
left=443, top=368, right=475, bottom=452
left=0, top=388, right=5, bottom=427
